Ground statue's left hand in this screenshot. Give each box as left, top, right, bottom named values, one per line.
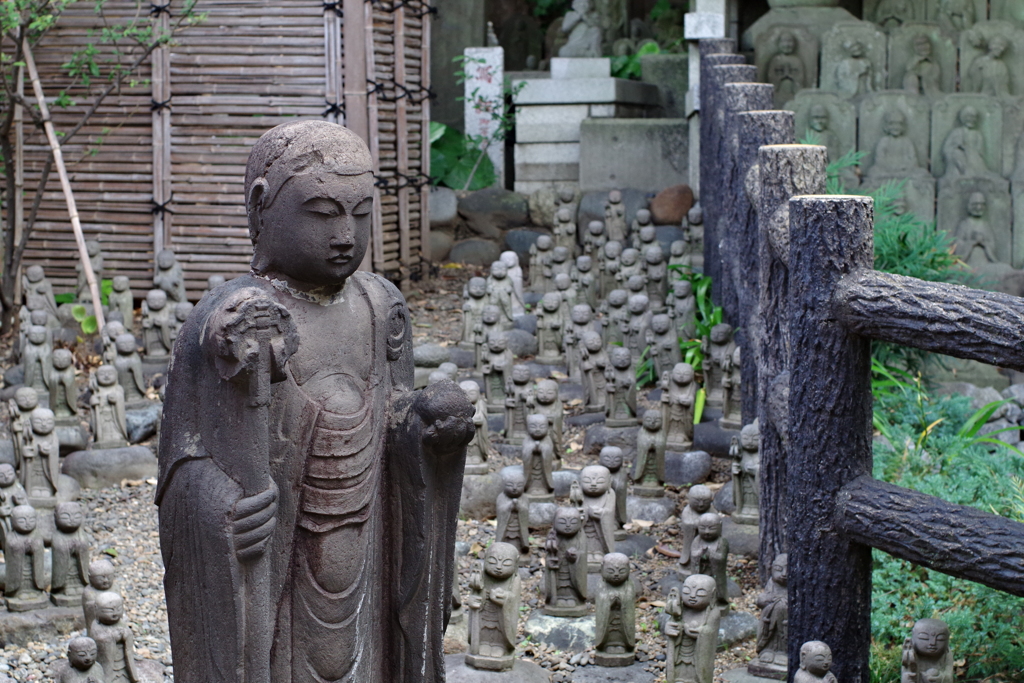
left=415, top=381, right=475, bottom=457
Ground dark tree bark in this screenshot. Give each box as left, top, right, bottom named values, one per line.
left=835, top=476, right=1024, bottom=597
left=787, top=195, right=874, bottom=683
left=835, top=269, right=1024, bottom=372
left=755, top=144, right=826, bottom=584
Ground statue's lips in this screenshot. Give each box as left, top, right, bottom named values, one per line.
left=328, top=253, right=353, bottom=264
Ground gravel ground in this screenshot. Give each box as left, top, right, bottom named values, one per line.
left=1, top=264, right=759, bottom=682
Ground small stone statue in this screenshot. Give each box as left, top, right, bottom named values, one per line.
left=495, top=468, right=530, bottom=562
left=594, top=552, right=635, bottom=667
left=504, top=364, right=532, bottom=445
left=22, top=408, right=60, bottom=501
left=901, top=619, right=952, bottom=683
left=486, top=260, right=517, bottom=329
left=598, top=241, right=622, bottom=299
left=55, top=636, right=106, bottom=683
left=643, top=246, right=668, bottom=310
left=522, top=414, right=555, bottom=503
left=473, top=306, right=503, bottom=366
left=76, top=240, right=104, bottom=303
left=461, top=380, right=490, bottom=475
left=553, top=271, right=577, bottom=313
left=795, top=641, right=838, bottom=683
left=661, top=362, right=696, bottom=451
left=23, top=265, right=59, bottom=323
left=91, top=591, right=142, bottom=682
left=109, top=276, right=134, bottom=333
left=543, top=506, right=588, bottom=616
left=113, top=334, right=147, bottom=407
left=553, top=208, right=577, bottom=253
left=730, top=421, right=761, bottom=525
left=624, top=294, right=651, bottom=365
left=835, top=40, right=874, bottom=99
left=555, top=187, right=578, bottom=222
left=966, top=34, right=1011, bottom=97
left=141, top=289, right=173, bottom=358
left=466, top=542, right=521, bottom=671
left=601, top=287, right=629, bottom=346
left=572, top=255, right=599, bottom=309
left=9, top=386, right=43, bottom=467
left=679, top=484, right=713, bottom=567
left=599, top=447, right=628, bottom=539
left=680, top=512, right=730, bottom=613
left=954, top=191, right=999, bottom=268
left=580, top=331, right=609, bottom=412
left=625, top=273, right=647, bottom=298
left=51, top=501, right=91, bottom=608
left=617, top=247, right=642, bottom=285
left=749, top=554, right=788, bottom=679
left=20, top=308, right=53, bottom=359
left=903, top=33, right=941, bottom=97
left=583, top=220, right=607, bottom=257
left=101, top=321, right=125, bottom=365
left=703, top=323, right=736, bottom=411
left=669, top=238, right=693, bottom=271
left=536, top=292, right=565, bottom=364
left=500, top=251, right=526, bottom=318
left=721, top=346, right=743, bottom=429
left=153, top=248, right=186, bottom=303
left=204, top=274, right=227, bottom=296
left=632, top=409, right=666, bottom=497
left=0, top=463, right=27, bottom=546
left=941, top=106, right=994, bottom=183
left=631, top=211, right=654, bottom=246
left=549, top=245, right=573, bottom=281
left=604, top=190, right=628, bottom=242
left=5, top=504, right=48, bottom=611
left=462, top=276, right=489, bottom=345
left=580, top=465, right=617, bottom=570
left=648, top=313, right=681, bottom=379
left=170, top=301, right=194, bottom=349
left=559, top=0, right=602, bottom=58
left=83, top=559, right=116, bottom=632
left=529, top=235, right=554, bottom=292
left=480, top=332, right=513, bottom=413
left=664, top=575, right=721, bottom=683
left=23, top=325, right=53, bottom=397
left=563, top=304, right=596, bottom=382
left=605, top=347, right=637, bottom=427
left=766, top=30, right=805, bottom=106
left=48, top=348, right=78, bottom=422
left=528, top=379, right=563, bottom=459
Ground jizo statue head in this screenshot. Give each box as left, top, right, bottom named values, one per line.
left=687, top=484, right=713, bottom=513
left=490, top=261, right=508, bottom=279
left=244, top=121, right=373, bottom=289
left=681, top=573, right=716, bottom=610
left=526, top=413, right=549, bottom=439
left=799, top=641, right=833, bottom=676
left=68, top=636, right=99, bottom=671
left=112, top=275, right=130, bottom=292
left=672, top=362, right=695, bottom=385
left=557, top=208, right=572, bottom=224
left=146, top=289, right=168, bottom=311
left=967, top=191, right=987, bottom=218
left=696, top=511, right=722, bottom=541
left=438, top=362, right=458, bottom=381
left=467, top=277, right=487, bottom=299
left=607, top=289, right=628, bottom=308
left=554, top=273, right=572, bottom=291
left=627, top=275, right=646, bottom=294
left=500, top=251, right=519, bottom=270
left=11, top=505, right=37, bottom=534
left=553, top=506, right=582, bottom=536
left=621, top=248, right=639, bottom=266
left=55, top=501, right=84, bottom=533
left=484, top=542, right=519, bottom=580
left=157, top=249, right=177, bottom=270
left=884, top=110, right=907, bottom=137
left=14, top=387, right=39, bottom=412
left=588, top=220, right=604, bottom=236
left=96, top=591, right=124, bottom=625
left=771, top=553, right=788, bottom=587
left=541, top=292, right=561, bottom=313
left=642, top=409, right=662, bottom=432
left=536, top=235, right=553, bottom=251
left=599, top=446, right=624, bottom=471
left=580, top=465, right=610, bottom=496
left=627, top=294, right=649, bottom=315
left=600, top=552, right=630, bottom=585
left=487, top=332, right=507, bottom=354
left=809, top=104, right=830, bottom=132
left=30, top=310, right=48, bottom=327
left=576, top=255, right=593, bottom=273
left=959, top=106, right=979, bottom=129
left=670, top=240, right=685, bottom=257
left=96, top=364, right=118, bottom=387
left=115, top=333, right=137, bottom=355
left=583, top=330, right=603, bottom=353
left=604, top=241, right=622, bottom=259
left=0, top=464, right=15, bottom=487
left=86, top=240, right=101, bottom=258
left=501, top=468, right=526, bottom=497
left=31, top=408, right=55, bottom=436
left=846, top=40, right=865, bottom=58
left=674, top=279, right=693, bottom=298
left=105, top=321, right=126, bottom=342
left=650, top=314, right=671, bottom=335
left=636, top=210, right=652, bottom=227
left=535, top=379, right=558, bottom=405
left=552, top=246, right=570, bottom=264
left=989, top=36, right=1009, bottom=58
left=459, top=380, right=481, bottom=404
left=512, top=364, right=530, bottom=384
left=482, top=305, right=501, bottom=326
left=571, top=304, right=593, bottom=325
left=176, top=301, right=194, bottom=322
left=710, top=322, right=733, bottom=344
left=608, top=189, right=622, bottom=204
left=740, top=421, right=760, bottom=451
left=610, top=347, right=631, bottom=370
left=778, top=30, right=796, bottom=54
left=559, top=188, right=575, bottom=203
left=52, top=348, right=73, bottom=371
left=89, top=559, right=115, bottom=591
left=911, top=619, right=950, bottom=657
left=27, top=325, right=47, bottom=346
left=26, top=265, right=45, bottom=283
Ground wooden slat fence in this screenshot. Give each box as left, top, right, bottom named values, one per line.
left=13, top=0, right=430, bottom=299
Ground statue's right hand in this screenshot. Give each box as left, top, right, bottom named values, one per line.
left=231, top=480, right=278, bottom=562
left=664, top=621, right=680, bottom=638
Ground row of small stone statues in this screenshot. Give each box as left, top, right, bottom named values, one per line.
left=757, top=18, right=1024, bottom=107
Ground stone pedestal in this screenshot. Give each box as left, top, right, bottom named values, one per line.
left=445, top=654, right=550, bottom=683
left=61, top=445, right=157, bottom=489
left=723, top=666, right=787, bottom=683
left=0, top=606, right=83, bottom=647
left=572, top=662, right=656, bottom=682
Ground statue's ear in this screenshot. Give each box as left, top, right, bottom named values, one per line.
left=246, top=178, right=270, bottom=243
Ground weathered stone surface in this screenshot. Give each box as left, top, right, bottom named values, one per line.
left=553, top=469, right=581, bottom=498
left=1002, top=383, right=1024, bottom=405
left=519, top=105, right=592, bottom=144
left=0, top=606, right=83, bottom=647
left=529, top=501, right=558, bottom=527
left=445, top=655, right=550, bottom=683
left=513, top=313, right=538, bottom=335
left=506, top=329, right=539, bottom=358
left=528, top=187, right=560, bottom=227
left=569, top=662, right=655, bottom=682
left=959, top=20, right=1024, bottom=97
left=694, top=420, right=739, bottom=457
left=858, top=92, right=931, bottom=179
left=504, top=228, right=550, bottom=265
left=523, top=612, right=595, bottom=652
left=650, top=184, right=694, bottom=226
left=451, top=347, right=476, bottom=368
left=513, top=77, right=660, bottom=107
left=583, top=423, right=640, bottom=462
left=126, top=404, right=162, bottom=444
left=4, top=366, right=23, bottom=387
left=578, top=120, right=689, bottom=193
left=431, top=230, right=455, bottom=262
left=930, top=93, right=1003, bottom=182
left=755, top=25, right=819, bottom=107
left=626, top=495, right=675, bottom=523
left=55, top=424, right=88, bottom=456
left=937, top=177, right=1012, bottom=265
left=61, top=446, right=157, bottom=489
left=819, top=21, right=888, bottom=97
left=714, top=483, right=735, bottom=515
left=788, top=90, right=856, bottom=173
left=641, top=53, right=689, bottom=118
left=719, top=610, right=759, bottom=648
left=414, top=343, right=452, bottom=368
left=665, top=450, right=712, bottom=485
left=566, top=412, right=606, bottom=427
left=722, top=517, right=759, bottom=558
left=461, top=471, right=502, bottom=520
left=723, top=667, right=782, bottom=683
left=887, top=23, right=957, bottom=94
left=459, top=188, right=530, bottom=238
left=0, top=440, right=13, bottom=468
left=450, top=239, right=503, bottom=266
left=430, top=186, right=459, bottom=227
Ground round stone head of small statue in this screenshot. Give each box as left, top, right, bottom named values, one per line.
left=68, top=636, right=99, bottom=672
left=912, top=619, right=950, bottom=658
left=245, top=120, right=374, bottom=290
left=484, top=542, right=518, bottom=580
left=799, top=641, right=833, bottom=677
left=680, top=573, right=716, bottom=610
left=601, top=552, right=630, bottom=586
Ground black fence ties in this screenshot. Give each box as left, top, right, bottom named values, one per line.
left=323, top=100, right=345, bottom=117
left=151, top=197, right=175, bottom=216
left=150, top=97, right=172, bottom=112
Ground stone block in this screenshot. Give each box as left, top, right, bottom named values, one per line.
left=741, top=6, right=857, bottom=51
left=513, top=77, right=661, bottom=107
left=665, top=450, right=713, bottom=485
left=515, top=141, right=581, bottom=182
left=450, top=239, right=503, bottom=266
left=551, top=57, right=610, bottom=79
left=959, top=20, right=1024, bottom=98
left=445, top=655, right=550, bottom=683
left=460, top=471, right=502, bottom=520
left=819, top=21, right=888, bottom=97
left=61, top=445, right=157, bottom=489
left=755, top=25, right=819, bottom=108
left=516, top=105, right=591, bottom=143
left=506, top=329, right=539, bottom=358
left=641, top=53, right=690, bottom=118
left=937, top=177, right=1012, bottom=265
left=626, top=495, right=676, bottom=523
left=523, top=612, right=596, bottom=652
left=887, top=23, right=957, bottom=94
left=721, top=517, right=759, bottom=557
left=0, top=606, right=83, bottom=647
left=579, top=119, right=689, bottom=193
left=570, top=662, right=656, bottom=682
left=685, top=12, right=726, bottom=40
left=514, top=180, right=581, bottom=195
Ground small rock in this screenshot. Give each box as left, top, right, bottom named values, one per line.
left=459, top=188, right=530, bottom=239
left=446, top=654, right=550, bottom=682
left=522, top=612, right=595, bottom=653
left=721, top=517, right=759, bottom=558
left=714, top=484, right=735, bottom=515
left=616, top=533, right=657, bottom=559
left=61, top=446, right=157, bottom=489
left=566, top=412, right=605, bottom=427
left=553, top=469, right=580, bottom=498
left=3, top=366, right=24, bottom=388
left=430, top=230, right=455, bottom=262
left=687, top=204, right=703, bottom=225
left=449, top=239, right=502, bottom=266
left=650, top=184, right=694, bottom=225
left=664, top=450, right=712, bottom=485
left=626, top=495, right=675, bottom=523
left=1002, top=384, right=1024, bottom=407
left=694, top=420, right=739, bottom=457
left=529, top=501, right=557, bottom=528
left=505, top=329, right=539, bottom=358
left=126, top=404, right=163, bottom=444
left=414, top=343, right=452, bottom=368
left=718, top=610, right=759, bottom=649
left=528, top=187, right=559, bottom=227
left=583, top=424, right=641, bottom=463
left=460, top=471, right=502, bottom=520
left=569, top=661, right=656, bottom=682
left=450, top=347, right=476, bottom=369
left=513, top=314, right=538, bottom=336
left=504, top=228, right=550, bottom=266
left=430, top=186, right=459, bottom=227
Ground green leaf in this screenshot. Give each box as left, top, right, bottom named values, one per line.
left=71, top=304, right=88, bottom=322
left=429, top=121, right=447, bottom=145
left=81, top=315, right=98, bottom=336
left=693, top=388, right=706, bottom=425
left=54, top=293, right=75, bottom=304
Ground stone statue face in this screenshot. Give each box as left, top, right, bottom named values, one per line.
left=487, top=333, right=507, bottom=354
left=571, top=305, right=593, bottom=325
left=740, top=422, right=760, bottom=450
left=208, top=274, right=226, bottom=289
left=554, top=507, right=581, bottom=535
left=105, top=321, right=126, bottom=341
left=0, top=465, right=15, bottom=487
left=26, top=265, right=44, bottom=283
left=600, top=553, right=630, bottom=585
left=542, top=293, right=560, bottom=313
left=438, top=362, right=458, bottom=380
left=989, top=36, right=1008, bottom=58
left=97, top=594, right=124, bottom=625
left=621, top=249, right=638, bottom=266
left=69, top=638, right=98, bottom=670
left=637, top=210, right=652, bottom=226
left=115, top=333, right=137, bottom=355
left=912, top=619, right=950, bottom=657
left=157, top=250, right=176, bottom=269
left=674, top=280, right=693, bottom=298
left=560, top=188, right=575, bottom=203
left=112, top=275, right=130, bottom=292
left=502, top=471, right=525, bottom=497
left=627, top=275, right=646, bottom=293
left=688, top=485, right=712, bottom=513
left=526, top=414, right=549, bottom=439
left=914, top=34, right=932, bottom=57
left=673, top=363, right=694, bottom=385
left=644, top=246, right=663, bottom=265
left=628, top=294, right=649, bottom=315
left=27, top=326, right=46, bottom=345
left=778, top=31, right=796, bottom=55
left=576, top=255, right=592, bottom=272
left=176, top=302, right=193, bottom=322
left=147, top=289, right=168, bottom=311
left=959, top=107, right=979, bottom=129
left=87, top=240, right=101, bottom=257
left=771, top=554, right=788, bottom=586
left=490, top=261, right=507, bottom=279
left=12, top=505, right=36, bottom=534
left=14, top=388, right=39, bottom=411
left=608, top=290, right=627, bottom=307
left=482, top=305, right=501, bottom=325
left=31, top=410, right=55, bottom=435
left=97, top=365, right=118, bottom=387
left=847, top=41, right=865, bottom=58
left=555, top=273, right=572, bottom=291
left=800, top=642, right=833, bottom=676
left=460, top=380, right=480, bottom=404
left=599, top=447, right=623, bottom=470
left=536, top=235, right=553, bottom=251
left=710, top=323, right=732, bottom=344
left=608, top=190, right=622, bottom=204
left=651, top=314, right=670, bottom=335
left=557, top=208, right=572, bottom=224
left=30, top=310, right=48, bottom=327
left=580, top=465, right=610, bottom=496
left=642, top=409, right=662, bottom=432
left=484, top=544, right=518, bottom=580
left=500, top=251, right=519, bottom=269
left=588, top=221, right=604, bottom=236
left=697, top=512, right=721, bottom=540
left=512, top=364, right=530, bottom=384
left=468, top=277, right=487, bottom=298
left=553, top=246, right=569, bottom=263
left=89, top=561, right=115, bottom=590
left=967, top=192, right=987, bottom=218
left=55, top=502, right=84, bottom=532
left=809, top=105, right=829, bottom=133
left=536, top=380, right=558, bottom=405
left=604, top=241, right=622, bottom=258
left=670, top=240, right=685, bottom=256
left=680, top=574, right=716, bottom=610
left=611, top=347, right=631, bottom=370
left=53, top=349, right=73, bottom=370
left=883, top=111, right=907, bottom=138
left=583, top=331, right=603, bottom=352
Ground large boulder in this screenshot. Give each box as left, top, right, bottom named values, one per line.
left=61, top=446, right=157, bottom=489
left=665, top=450, right=712, bottom=485
left=505, top=329, right=539, bottom=358
left=429, top=230, right=455, bottom=262
left=126, top=403, right=163, bottom=444
left=650, top=184, right=694, bottom=225
left=523, top=613, right=595, bottom=653
left=413, top=343, right=452, bottom=368
left=429, top=186, right=458, bottom=227
left=528, top=187, right=559, bottom=227
left=449, top=239, right=502, bottom=266
left=458, top=188, right=530, bottom=239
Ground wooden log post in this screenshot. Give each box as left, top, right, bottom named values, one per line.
left=755, top=144, right=827, bottom=583
left=787, top=194, right=874, bottom=683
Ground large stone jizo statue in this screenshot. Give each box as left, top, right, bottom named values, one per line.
left=156, top=120, right=474, bottom=683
